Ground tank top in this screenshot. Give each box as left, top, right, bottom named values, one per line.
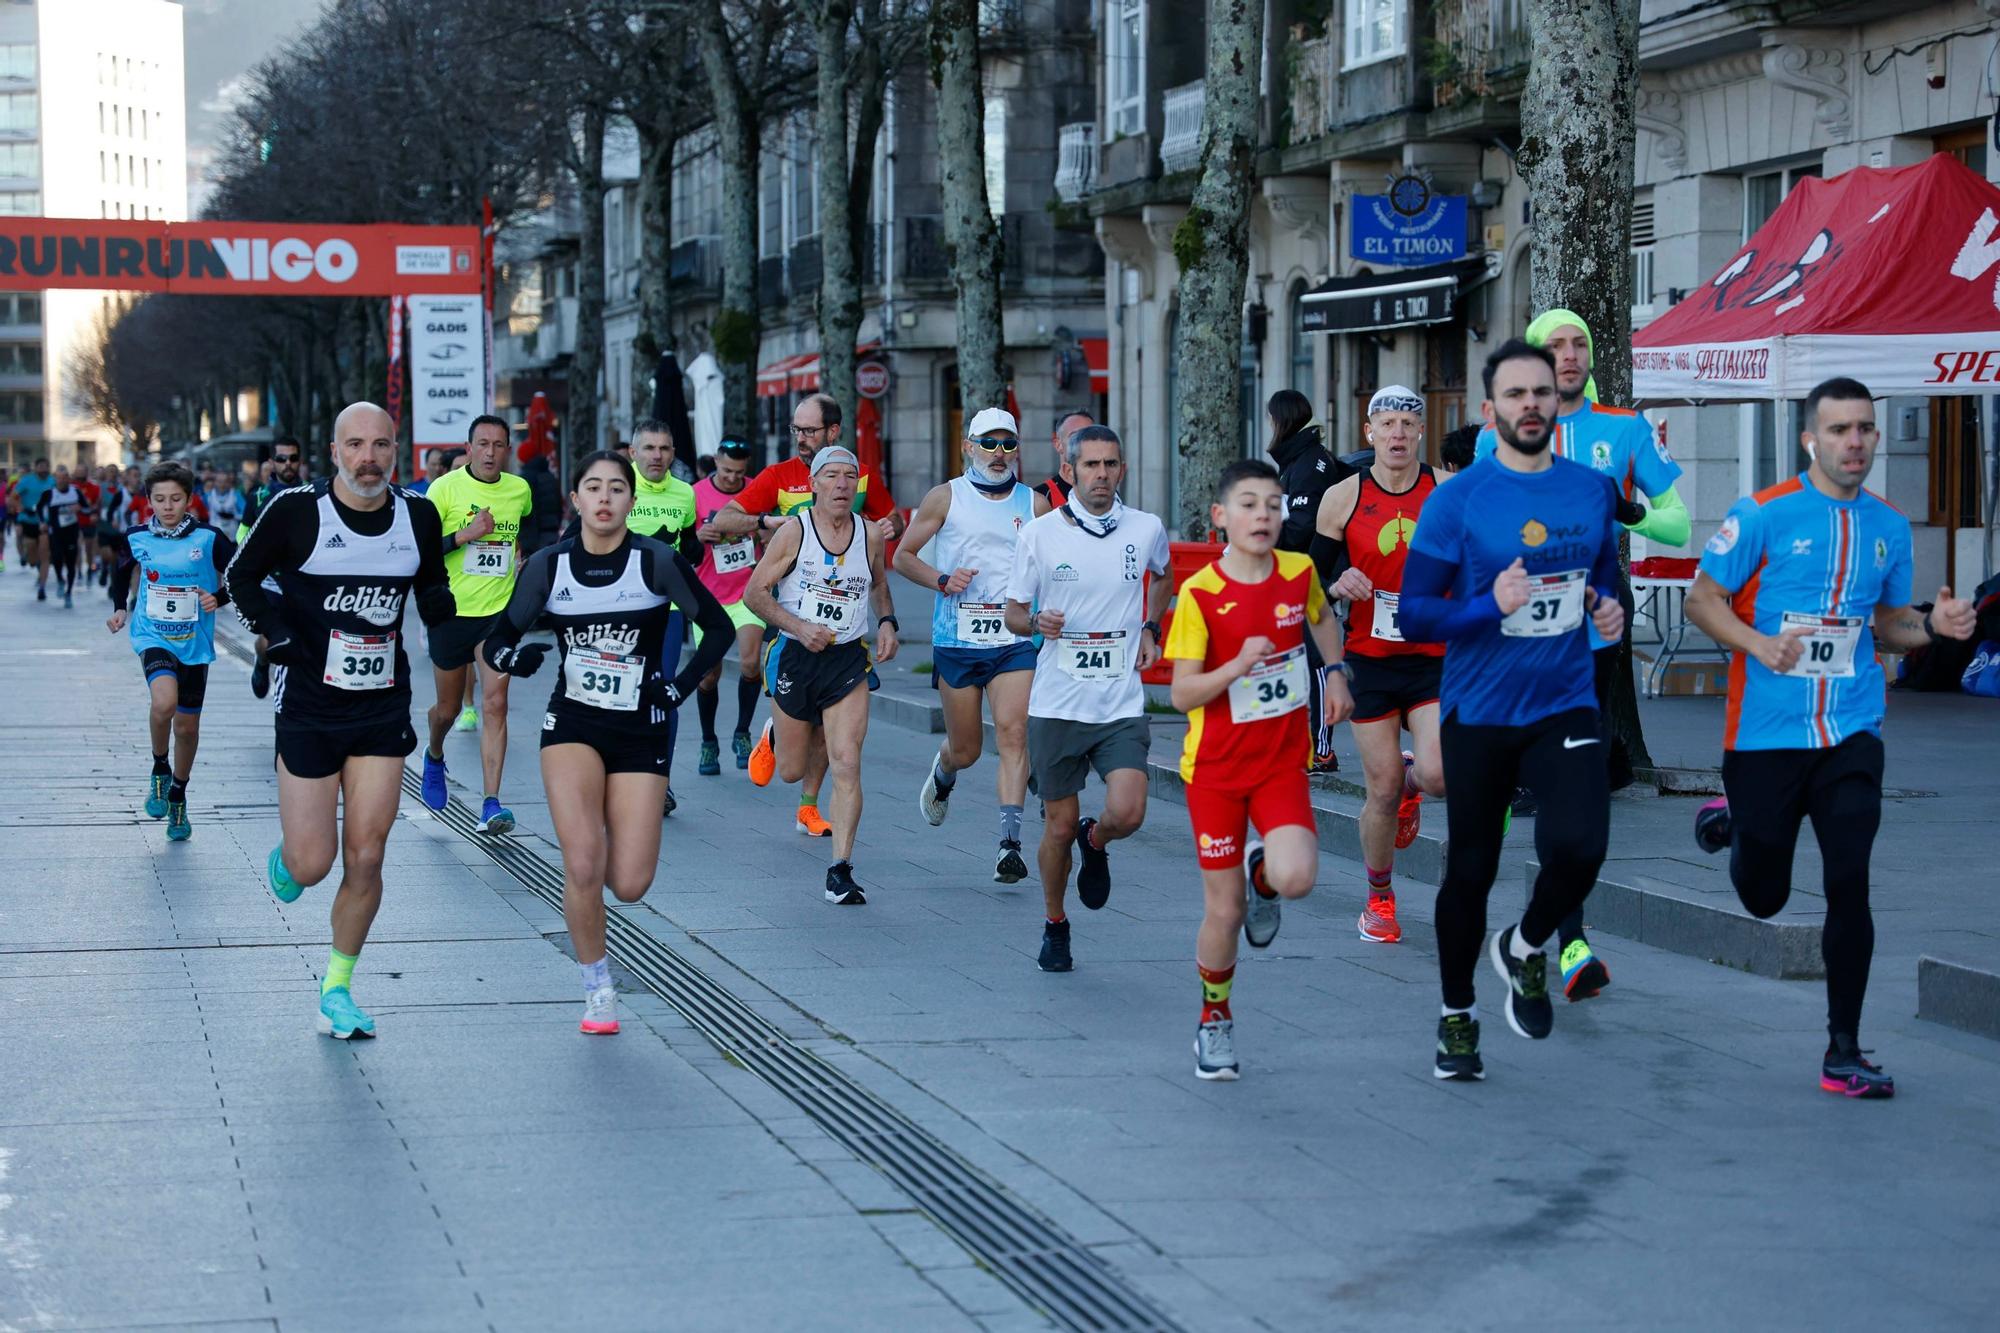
left=929, top=475, right=1034, bottom=649
left=544, top=538, right=674, bottom=724
left=775, top=508, right=873, bottom=647
left=1343, top=464, right=1444, bottom=659
left=278, top=487, right=424, bottom=720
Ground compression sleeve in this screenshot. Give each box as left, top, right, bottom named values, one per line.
left=675, top=520, right=703, bottom=567
left=1631, top=482, right=1690, bottom=548
left=225, top=491, right=312, bottom=638
left=481, top=545, right=558, bottom=668
left=107, top=526, right=138, bottom=608
left=1397, top=548, right=1504, bottom=642
left=646, top=545, right=733, bottom=699
left=206, top=526, right=238, bottom=608
left=408, top=499, right=456, bottom=627
left=1309, top=530, right=1348, bottom=585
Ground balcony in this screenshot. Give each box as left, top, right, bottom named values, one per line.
left=900, top=215, right=950, bottom=285
left=1281, top=29, right=1333, bottom=147
left=667, top=236, right=720, bottom=295
left=1054, top=122, right=1097, bottom=203
left=1430, top=0, right=1532, bottom=108
left=757, top=255, right=787, bottom=308
left=1159, top=80, right=1205, bottom=175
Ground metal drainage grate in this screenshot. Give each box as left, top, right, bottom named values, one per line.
left=405, top=771, right=1182, bottom=1333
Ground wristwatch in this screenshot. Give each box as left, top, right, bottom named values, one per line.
left=937, top=572, right=950, bottom=591
left=1141, top=619, right=1163, bottom=639
left=1922, top=609, right=1936, bottom=640
left=879, top=615, right=900, bottom=631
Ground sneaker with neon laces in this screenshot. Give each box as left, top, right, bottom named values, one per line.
left=748, top=719, right=776, bottom=787
left=144, top=772, right=169, bottom=819
left=454, top=705, right=479, bottom=732
left=1821, top=1035, right=1894, bottom=1099
left=420, top=751, right=448, bottom=811
left=796, top=804, right=832, bottom=837
left=824, top=860, right=865, bottom=905
left=268, top=844, right=304, bottom=904
left=1560, top=937, right=1610, bottom=1001
left=994, top=840, right=1027, bottom=884
left=580, top=985, right=620, bottom=1035
left=1358, top=888, right=1402, bottom=943
left=698, top=738, right=721, bottom=776
left=1434, top=1014, right=1485, bottom=1081
left=475, top=797, right=515, bottom=836
left=732, top=730, right=752, bottom=770
left=166, top=801, right=191, bottom=841
left=1488, top=925, right=1553, bottom=1039
left=1194, top=1018, right=1239, bottom=1081
left=1395, top=750, right=1423, bottom=849
left=316, top=987, right=376, bottom=1039
left=1074, top=817, right=1112, bottom=909
left=1694, top=797, right=1732, bottom=854
left=1242, top=839, right=1281, bottom=949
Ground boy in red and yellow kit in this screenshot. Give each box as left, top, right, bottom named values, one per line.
left=1167, top=459, right=1352, bottom=1081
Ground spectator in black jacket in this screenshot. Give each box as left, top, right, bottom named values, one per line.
left=519, top=451, right=563, bottom=553
left=1266, top=389, right=1349, bottom=554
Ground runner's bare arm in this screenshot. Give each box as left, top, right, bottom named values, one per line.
left=868, top=524, right=899, bottom=664
left=1875, top=588, right=1976, bottom=650
left=709, top=498, right=765, bottom=538
left=1685, top=571, right=1808, bottom=673
left=890, top=483, right=959, bottom=592
left=741, top=517, right=813, bottom=641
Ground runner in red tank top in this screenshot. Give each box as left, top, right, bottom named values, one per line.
left=1312, top=386, right=1448, bottom=944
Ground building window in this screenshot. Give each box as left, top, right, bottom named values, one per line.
left=1630, top=192, right=1655, bottom=319
left=1288, top=281, right=1314, bottom=398
left=1344, top=0, right=1406, bottom=71
left=0, top=92, right=31, bottom=133
left=759, top=150, right=782, bottom=258
left=1107, top=0, right=1145, bottom=138
left=787, top=117, right=817, bottom=241
left=983, top=93, right=1006, bottom=216
left=0, top=44, right=32, bottom=81
left=0, top=142, right=38, bottom=177
left=1744, top=162, right=1821, bottom=237
left=0, top=191, right=38, bottom=215
left=0, top=342, right=40, bottom=373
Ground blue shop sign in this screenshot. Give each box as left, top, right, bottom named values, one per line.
left=1351, top=180, right=1468, bottom=266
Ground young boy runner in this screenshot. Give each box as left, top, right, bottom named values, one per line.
left=1167, top=459, right=1352, bottom=1081
left=105, top=462, right=236, bottom=841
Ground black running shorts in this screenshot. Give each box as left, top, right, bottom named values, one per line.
left=140, top=648, right=210, bottom=713
left=427, top=611, right=506, bottom=671
left=767, top=636, right=871, bottom=726
left=539, top=706, right=670, bottom=775
left=1347, top=654, right=1443, bottom=726
left=274, top=715, right=418, bottom=781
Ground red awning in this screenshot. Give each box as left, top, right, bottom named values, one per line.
left=1080, top=336, right=1109, bottom=392
left=755, top=351, right=816, bottom=398
left=1634, top=154, right=2000, bottom=401
left=790, top=342, right=883, bottom=393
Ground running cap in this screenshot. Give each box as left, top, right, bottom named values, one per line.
left=1367, top=385, right=1425, bottom=417
left=966, top=407, right=1018, bottom=437
left=809, top=444, right=861, bottom=477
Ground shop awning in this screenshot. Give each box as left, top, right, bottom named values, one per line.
left=1080, top=336, right=1109, bottom=391
left=755, top=351, right=815, bottom=398
left=791, top=342, right=882, bottom=393
left=1301, top=255, right=1495, bottom=335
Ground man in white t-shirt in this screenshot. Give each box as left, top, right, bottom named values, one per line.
left=1004, top=424, right=1172, bottom=973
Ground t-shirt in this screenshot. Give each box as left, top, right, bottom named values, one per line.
left=1005, top=503, right=1170, bottom=723
left=1398, top=455, right=1622, bottom=728
left=692, top=476, right=758, bottom=604
left=1698, top=477, right=1913, bottom=752
left=1166, top=550, right=1325, bottom=789
left=113, top=519, right=236, bottom=664
left=74, top=480, right=100, bottom=529
left=629, top=469, right=697, bottom=540
left=733, top=455, right=897, bottom=521
left=13, top=474, right=52, bottom=522
left=426, top=466, right=535, bottom=618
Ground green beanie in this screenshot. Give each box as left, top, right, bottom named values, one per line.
left=1524, top=307, right=1598, bottom=403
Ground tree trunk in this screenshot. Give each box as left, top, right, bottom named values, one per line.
left=635, top=119, right=675, bottom=370
left=1170, top=0, right=1262, bottom=539
left=570, top=104, right=609, bottom=469
left=696, top=0, right=763, bottom=443
left=1520, top=0, right=1650, bottom=772
left=930, top=0, right=1005, bottom=413
left=846, top=0, right=888, bottom=275
left=815, top=0, right=861, bottom=418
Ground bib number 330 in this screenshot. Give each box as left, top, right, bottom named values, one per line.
left=324, top=630, right=395, bottom=690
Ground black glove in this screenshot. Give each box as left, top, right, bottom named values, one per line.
left=1615, top=495, right=1648, bottom=528
left=641, top=672, right=685, bottom=710
left=487, top=641, right=548, bottom=678
left=416, top=583, right=456, bottom=628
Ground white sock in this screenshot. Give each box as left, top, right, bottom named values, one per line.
left=1442, top=1004, right=1476, bottom=1021
left=1507, top=924, right=1538, bottom=961
left=580, top=957, right=611, bottom=995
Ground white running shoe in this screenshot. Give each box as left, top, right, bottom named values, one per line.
left=580, top=985, right=619, bottom=1035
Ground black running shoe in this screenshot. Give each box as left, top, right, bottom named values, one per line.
left=250, top=650, right=271, bottom=700
left=1821, top=1035, right=1894, bottom=1099
left=1488, top=925, right=1553, bottom=1039
left=1434, top=1014, right=1485, bottom=1081
left=824, top=861, right=865, bottom=906
left=1074, top=816, right=1112, bottom=910
left=1509, top=787, right=1538, bottom=818
left=661, top=787, right=678, bottom=818
left=994, top=840, right=1028, bottom=884
left=1694, top=797, right=1732, bottom=854
left=1037, top=919, right=1072, bottom=972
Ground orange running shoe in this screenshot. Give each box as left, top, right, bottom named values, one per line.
left=748, top=719, right=776, bottom=787
left=1358, top=888, right=1402, bottom=943
left=1394, top=750, right=1423, bottom=850
left=796, top=804, right=833, bottom=837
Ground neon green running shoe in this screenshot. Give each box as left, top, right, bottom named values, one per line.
left=317, top=987, right=375, bottom=1040
left=145, top=773, right=169, bottom=819
left=268, top=844, right=304, bottom=904
left=1561, top=937, right=1611, bottom=1002
left=454, top=705, right=479, bottom=732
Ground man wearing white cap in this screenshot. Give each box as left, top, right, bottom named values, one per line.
left=894, top=407, right=1050, bottom=885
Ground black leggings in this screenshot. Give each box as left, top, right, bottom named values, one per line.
left=1721, top=734, right=1883, bottom=1040
left=48, top=527, right=78, bottom=591
left=1435, top=707, right=1609, bottom=1009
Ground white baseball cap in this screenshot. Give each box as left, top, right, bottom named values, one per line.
left=966, top=407, right=1019, bottom=438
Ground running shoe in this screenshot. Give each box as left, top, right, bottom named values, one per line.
left=1488, top=925, right=1553, bottom=1040
left=1394, top=750, right=1423, bottom=849
left=145, top=772, right=169, bottom=819
left=1074, top=816, right=1112, bottom=910
left=165, top=801, right=191, bottom=841
left=697, top=738, right=721, bottom=776
left=1694, top=797, right=1732, bottom=855
left=1560, top=937, right=1610, bottom=1001
left=796, top=805, right=832, bottom=837
left=250, top=651, right=271, bottom=700
left=1358, top=888, right=1402, bottom=943
left=35, top=584, right=44, bottom=601
left=824, top=861, right=866, bottom=905
left=732, top=730, right=752, bottom=770
left=475, top=797, right=515, bottom=836
left=1509, top=787, right=1537, bottom=818
left=1310, top=745, right=1340, bottom=775
left=454, top=705, right=479, bottom=732
left=1821, top=1036, right=1894, bottom=1099
left=316, top=987, right=376, bottom=1040
left=1037, top=919, right=1073, bottom=972
left=662, top=788, right=678, bottom=818
left=1194, top=1018, right=1239, bottom=1081
left=748, top=719, right=776, bottom=787
left=580, top=985, right=620, bottom=1036
left=1242, top=839, right=1281, bottom=949
left=420, top=750, right=448, bottom=811
left=267, top=844, right=304, bottom=904
left=1434, top=1014, right=1485, bottom=1081
left=919, top=763, right=951, bottom=826
left=994, top=840, right=1028, bottom=885
left=62, top=589, right=72, bottom=609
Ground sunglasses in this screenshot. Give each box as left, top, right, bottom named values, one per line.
left=969, top=436, right=1018, bottom=453
left=717, top=441, right=751, bottom=458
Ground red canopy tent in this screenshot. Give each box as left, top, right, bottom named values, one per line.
left=1634, top=154, right=2000, bottom=402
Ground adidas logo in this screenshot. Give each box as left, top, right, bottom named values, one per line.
left=553, top=587, right=573, bottom=602
left=323, top=533, right=347, bottom=549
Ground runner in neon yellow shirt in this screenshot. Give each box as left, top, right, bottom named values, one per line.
left=625, top=419, right=702, bottom=813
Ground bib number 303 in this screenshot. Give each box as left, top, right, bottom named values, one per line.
left=1501, top=570, right=1587, bottom=638
left=324, top=630, right=396, bottom=690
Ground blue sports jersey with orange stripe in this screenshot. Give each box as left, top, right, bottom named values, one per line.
left=1698, top=477, right=1912, bottom=752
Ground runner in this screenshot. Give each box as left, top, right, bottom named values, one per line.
left=1684, top=377, right=1974, bottom=1099
left=104, top=461, right=236, bottom=841
left=418, top=414, right=534, bottom=834
left=224, top=401, right=455, bottom=1040
left=618, top=418, right=702, bottom=814
left=689, top=436, right=767, bottom=775
left=1003, top=425, right=1171, bottom=971
left=1168, top=459, right=1351, bottom=1080
left=1037, top=409, right=1093, bottom=508
left=709, top=393, right=902, bottom=839
left=72, top=466, right=101, bottom=588
left=1310, top=386, right=1447, bottom=944
left=1474, top=309, right=1692, bottom=998
left=1267, top=388, right=1350, bottom=775
left=237, top=438, right=305, bottom=700
left=481, top=450, right=731, bottom=1034
left=94, top=466, right=125, bottom=587
left=894, top=407, right=1047, bottom=884
left=15, top=458, right=51, bottom=593
left=1397, top=340, right=1624, bottom=1081
left=741, top=445, right=900, bottom=905
left=38, top=465, right=85, bottom=608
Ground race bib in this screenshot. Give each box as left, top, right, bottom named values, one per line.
left=564, top=648, right=643, bottom=711
left=956, top=602, right=1013, bottom=647
left=464, top=541, right=513, bottom=578
left=802, top=578, right=861, bottom=632
left=324, top=630, right=395, bottom=690
left=1781, top=612, right=1862, bottom=679
left=1228, top=645, right=1308, bottom=723
left=1371, top=591, right=1404, bottom=643
left=1056, top=631, right=1127, bottom=682
left=1501, top=570, right=1587, bottom=638
left=54, top=505, right=76, bottom=528
left=145, top=582, right=200, bottom=626
left=712, top=538, right=756, bottom=574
